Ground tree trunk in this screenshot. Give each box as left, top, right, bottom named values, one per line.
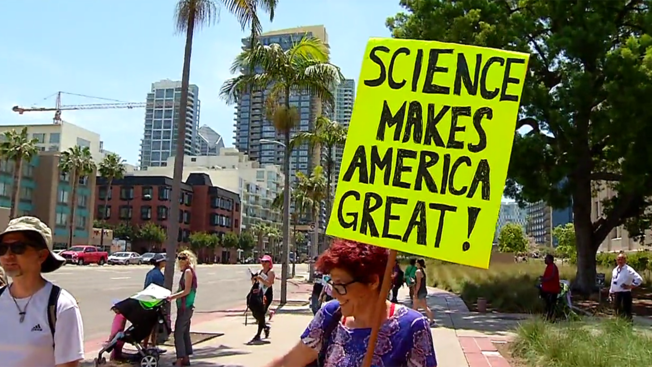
left=10, top=159, right=22, bottom=219
left=68, top=171, right=79, bottom=249
left=257, top=234, right=264, bottom=256
left=322, top=146, right=334, bottom=252
left=571, top=176, right=599, bottom=295
left=164, top=12, right=195, bottom=292
left=292, top=221, right=297, bottom=277
left=100, top=178, right=113, bottom=247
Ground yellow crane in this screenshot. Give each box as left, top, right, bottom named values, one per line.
left=12, top=91, right=146, bottom=124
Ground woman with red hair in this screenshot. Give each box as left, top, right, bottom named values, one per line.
left=264, top=239, right=437, bottom=367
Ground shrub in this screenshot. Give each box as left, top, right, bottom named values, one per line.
left=512, top=318, right=652, bottom=367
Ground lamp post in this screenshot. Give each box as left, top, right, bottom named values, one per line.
left=261, top=138, right=291, bottom=304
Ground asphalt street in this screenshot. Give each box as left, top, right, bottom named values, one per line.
left=44, top=263, right=309, bottom=344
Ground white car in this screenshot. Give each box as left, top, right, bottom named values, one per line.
left=108, top=252, right=141, bottom=265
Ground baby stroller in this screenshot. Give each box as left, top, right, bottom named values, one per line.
left=94, top=285, right=172, bottom=367
left=536, top=278, right=577, bottom=321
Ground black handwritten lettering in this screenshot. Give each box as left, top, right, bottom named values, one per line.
left=467, top=159, right=490, bottom=201
left=449, top=156, right=472, bottom=196
left=500, top=58, right=525, bottom=102
left=414, top=151, right=439, bottom=192
left=403, top=201, right=427, bottom=245
left=480, top=57, right=504, bottom=99
left=403, top=101, right=423, bottom=144
left=364, top=46, right=390, bottom=87
left=370, top=146, right=393, bottom=185
left=411, top=49, right=423, bottom=93
left=469, top=107, right=491, bottom=153
left=342, top=145, right=368, bottom=183
left=422, top=49, right=453, bottom=94
left=337, top=191, right=360, bottom=230
left=361, top=192, right=383, bottom=237
left=388, top=47, right=410, bottom=89
left=377, top=101, right=406, bottom=141
left=429, top=203, right=457, bottom=248
left=447, top=106, right=471, bottom=150
left=424, top=104, right=448, bottom=147
left=454, top=53, right=482, bottom=96
left=383, top=196, right=407, bottom=240
left=392, top=149, right=417, bottom=189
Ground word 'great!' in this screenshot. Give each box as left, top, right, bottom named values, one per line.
left=364, top=45, right=526, bottom=102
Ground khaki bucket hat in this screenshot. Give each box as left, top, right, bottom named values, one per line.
left=0, top=216, right=65, bottom=273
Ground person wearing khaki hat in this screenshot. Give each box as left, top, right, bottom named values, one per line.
left=0, top=216, right=84, bottom=367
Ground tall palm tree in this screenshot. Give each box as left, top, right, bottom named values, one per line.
left=221, top=35, right=343, bottom=303
left=98, top=152, right=126, bottom=247
left=166, top=0, right=279, bottom=293
left=0, top=128, right=39, bottom=219
left=267, top=225, right=281, bottom=258
left=59, top=146, right=96, bottom=249
left=296, top=165, right=327, bottom=278
left=291, top=115, right=347, bottom=243
left=250, top=222, right=267, bottom=256
left=272, top=186, right=310, bottom=277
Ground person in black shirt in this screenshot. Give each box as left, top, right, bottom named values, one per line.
left=310, top=273, right=324, bottom=315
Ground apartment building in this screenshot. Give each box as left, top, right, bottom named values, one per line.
left=130, top=148, right=283, bottom=231
left=0, top=122, right=103, bottom=162
left=332, top=79, right=355, bottom=189
left=494, top=202, right=528, bottom=243
left=0, top=152, right=96, bottom=248
left=525, top=200, right=573, bottom=246
left=592, top=184, right=649, bottom=252
left=234, top=25, right=329, bottom=183
left=95, top=173, right=241, bottom=262
left=140, top=79, right=201, bottom=169
left=197, top=125, right=225, bottom=156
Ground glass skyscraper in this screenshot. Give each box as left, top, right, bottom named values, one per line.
left=140, top=79, right=200, bottom=169
left=332, top=79, right=355, bottom=190
left=233, top=25, right=329, bottom=184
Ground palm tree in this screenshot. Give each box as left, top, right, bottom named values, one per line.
left=166, top=0, right=278, bottom=293
left=59, top=146, right=96, bottom=249
left=98, top=152, right=126, bottom=247
left=272, top=187, right=310, bottom=277
left=221, top=35, right=343, bottom=303
left=250, top=222, right=268, bottom=256
left=267, top=226, right=281, bottom=258
left=291, top=115, right=347, bottom=243
left=0, top=128, right=39, bottom=219
left=295, top=166, right=327, bottom=278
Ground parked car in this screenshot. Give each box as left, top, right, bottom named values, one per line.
left=108, top=252, right=142, bottom=265
left=139, top=252, right=156, bottom=264
left=60, top=246, right=109, bottom=265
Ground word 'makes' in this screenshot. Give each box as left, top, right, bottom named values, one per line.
left=326, top=38, right=529, bottom=269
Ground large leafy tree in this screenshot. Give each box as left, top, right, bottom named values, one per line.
left=498, top=223, right=528, bottom=254
left=0, top=127, right=39, bottom=218
left=388, top=0, right=652, bottom=293
left=167, top=0, right=278, bottom=291
left=59, top=146, right=96, bottom=249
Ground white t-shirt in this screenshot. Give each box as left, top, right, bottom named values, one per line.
left=258, top=270, right=272, bottom=293
left=0, top=282, right=84, bottom=367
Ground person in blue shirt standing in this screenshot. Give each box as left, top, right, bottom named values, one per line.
left=144, top=255, right=166, bottom=288
left=143, top=255, right=166, bottom=351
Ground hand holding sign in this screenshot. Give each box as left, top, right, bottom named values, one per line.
left=327, top=38, right=529, bottom=269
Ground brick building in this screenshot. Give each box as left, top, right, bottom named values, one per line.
left=95, top=172, right=241, bottom=263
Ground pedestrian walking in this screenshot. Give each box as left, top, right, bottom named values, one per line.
left=412, top=259, right=435, bottom=326
left=0, top=216, right=84, bottom=367
left=390, top=262, right=404, bottom=303
left=405, top=258, right=417, bottom=302
left=249, top=255, right=275, bottom=343
left=143, top=255, right=167, bottom=350
left=264, top=239, right=437, bottom=367
left=168, top=250, right=198, bottom=367
left=610, top=252, right=643, bottom=321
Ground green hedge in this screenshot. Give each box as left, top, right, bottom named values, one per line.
left=592, top=251, right=651, bottom=272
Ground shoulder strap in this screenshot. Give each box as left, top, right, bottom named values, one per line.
left=47, top=285, right=61, bottom=348
left=317, top=307, right=342, bottom=366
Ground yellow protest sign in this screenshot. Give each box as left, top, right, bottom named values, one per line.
left=326, top=38, right=530, bottom=269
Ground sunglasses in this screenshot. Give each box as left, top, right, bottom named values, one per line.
left=0, top=242, right=38, bottom=256
left=177, top=256, right=188, bottom=261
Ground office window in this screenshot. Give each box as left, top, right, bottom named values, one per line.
left=32, top=133, right=46, bottom=143
left=184, top=193, right=192, bottom=206
left=158, top=186, right=170, bottom=200
left=57, top=189, right=69, bottom=204
left=0, top=182, right=11, bottom=197
left=98, top=186, right=112, bottom=200
left=77, top=195, right=87, bottom=208
left=120, top=187, right=134, bottom=200
left=23, top=164, right=34, bottom=177
left=178, top=209, right=183, bottom=223
left=183, top=211, right=191, bottom=224
left=142, top=186, right=153, bottom=200
left=20, top=187, right=32, bottom=201
left=76, top=215, right=87, bottom=228
left=157, top=205, right=168, bottom=220
left=97, top=205, right=111, bottom=219
left=119, top=206, right=132, bottom=219
left=49, top=132, right=60, bottom=144
left=55, top=212, right=67, bottom=226
left=141, top=205, right=152, bottom=220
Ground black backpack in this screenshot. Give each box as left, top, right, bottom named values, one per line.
left=0, top=284, right=61, bottom=347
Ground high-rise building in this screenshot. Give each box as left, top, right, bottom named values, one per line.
left=494, top=202, right=528, bottom=243
left=197, top=125, right=225, bottom=156
left=234, top=25, right=329, bottom=183
left=140, top=79, right=201, bottom=169
left=525, top=200, right=573, bottom=246
left=332, top=79, right=355, bottom=190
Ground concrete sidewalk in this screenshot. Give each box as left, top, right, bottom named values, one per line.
left=82, top=286, right=525, bottom=366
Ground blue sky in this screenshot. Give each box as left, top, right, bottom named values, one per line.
left=0, top=0, right=403, bottom=165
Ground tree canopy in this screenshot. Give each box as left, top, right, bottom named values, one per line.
left=387, top=0, right=652, bottom=293
left=553, top=223, right=577, bottom=260
left=498, top=223, right=528, bottom=253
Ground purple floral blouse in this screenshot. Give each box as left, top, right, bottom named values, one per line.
left=301, top=300, right=437, bottom=367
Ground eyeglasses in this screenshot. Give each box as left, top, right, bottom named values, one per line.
left=177, top=256, right=188, bottom=261
left=0, top=242, right=32, bottom=256
left=327, top=278, right=359, bottom=296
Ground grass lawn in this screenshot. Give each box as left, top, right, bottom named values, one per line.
left=510, top=318, right=652, bottom=367
left=425, top=259, right=652, bottom=315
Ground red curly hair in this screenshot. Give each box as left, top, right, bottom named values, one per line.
left=316, top=239, right=389, bottom=285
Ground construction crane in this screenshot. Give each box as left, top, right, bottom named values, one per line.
left=12, top=91, right=147, bottom=124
